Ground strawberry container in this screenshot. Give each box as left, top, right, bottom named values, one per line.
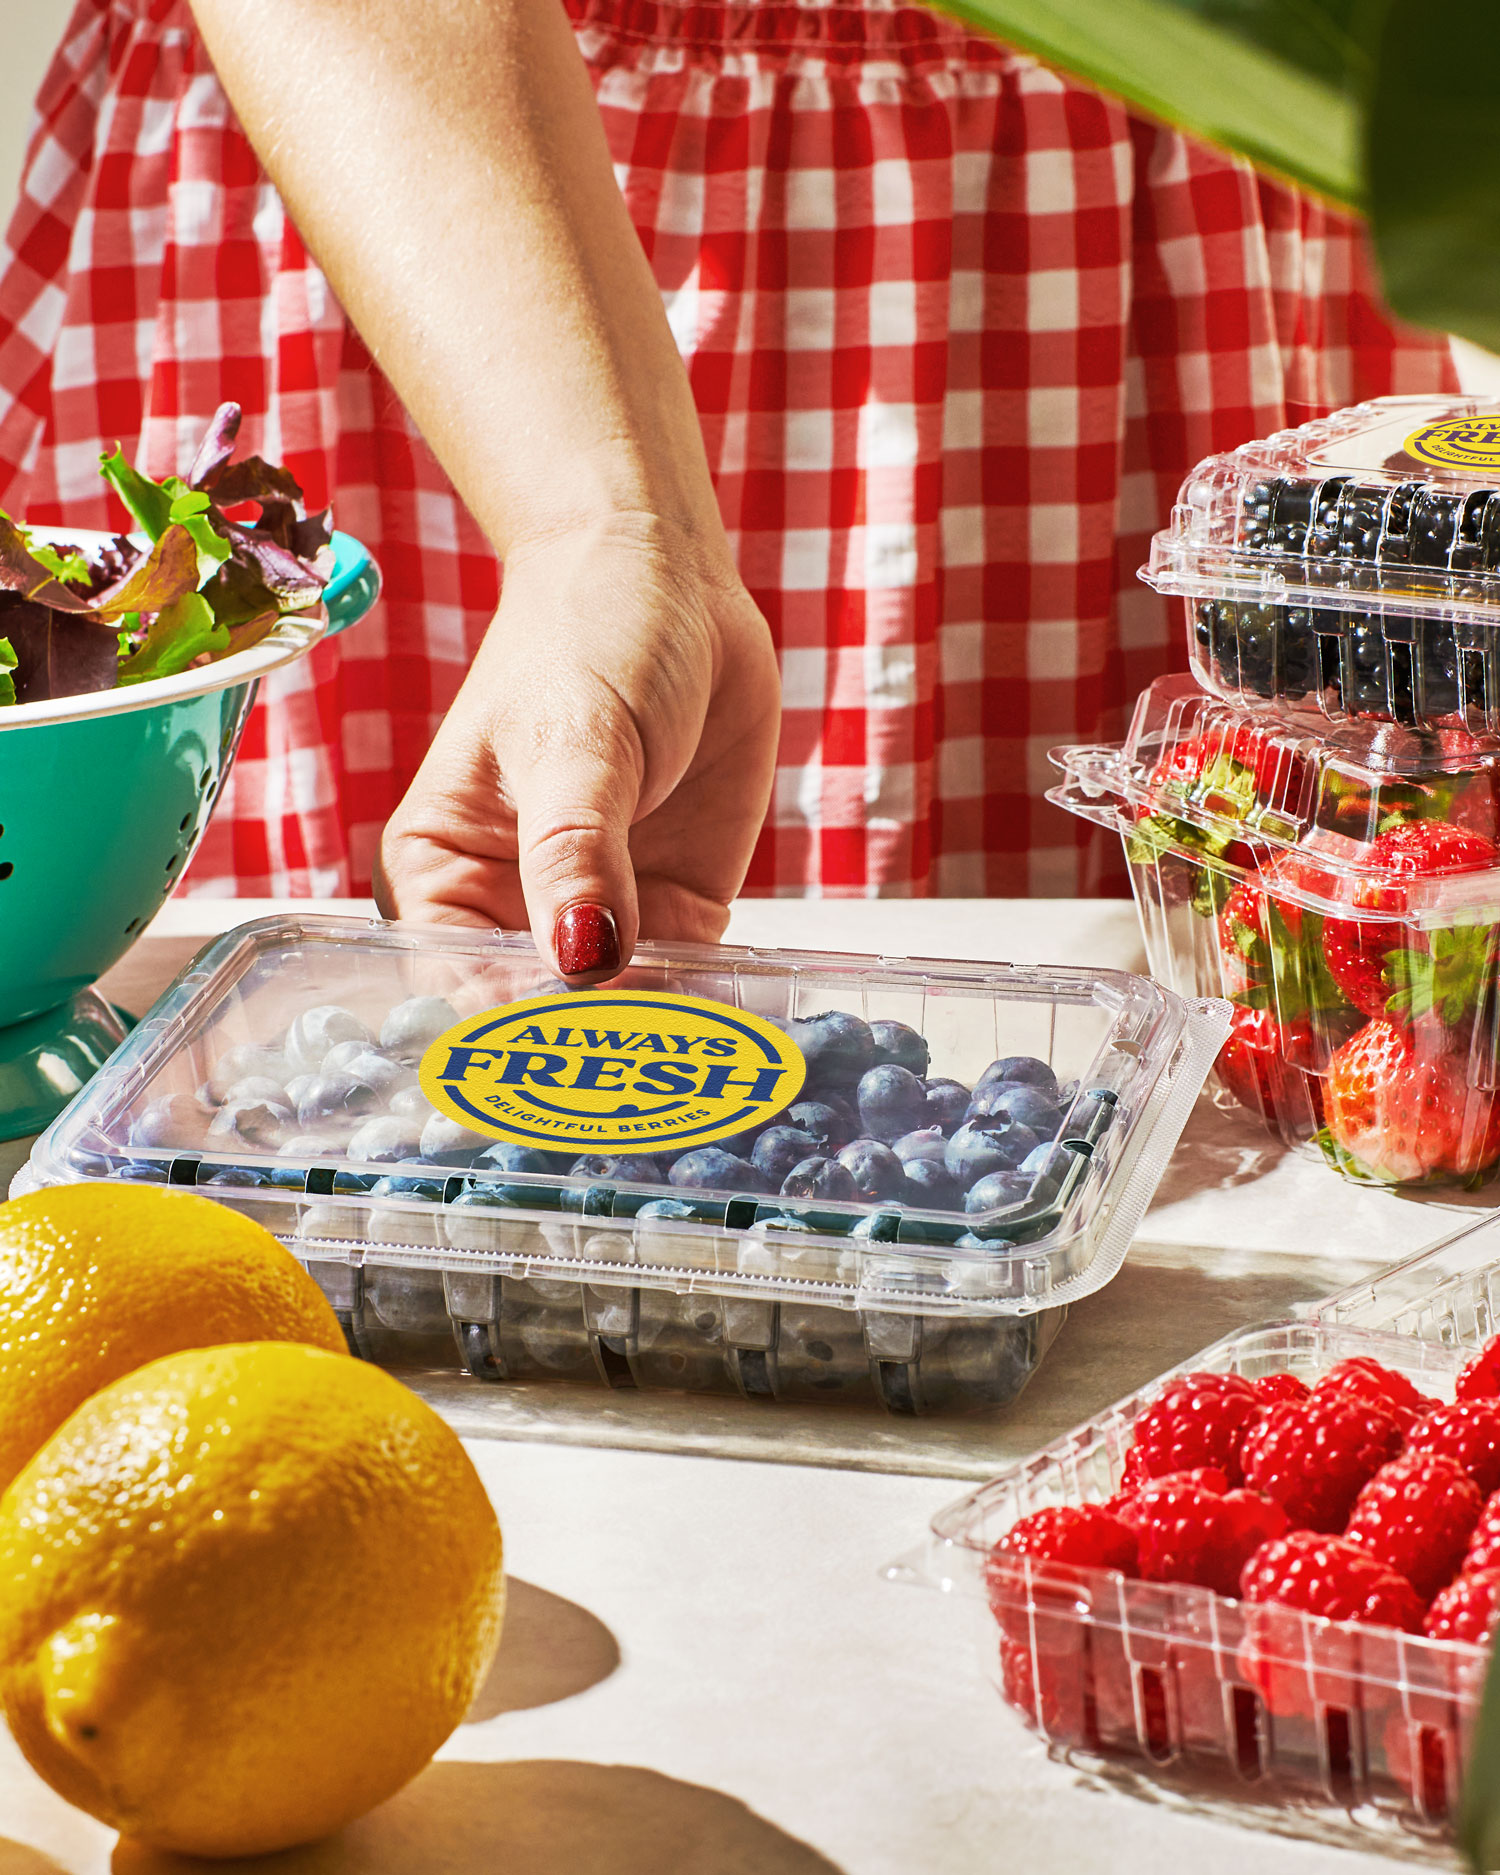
left=1051, top=671, right=1500, bottom=1189
left=13, top=914, right=1227, bottom=1417
left=903, top=1321, right=1487, bottom=1858
left=1145, top=394, right=1500, bottom=738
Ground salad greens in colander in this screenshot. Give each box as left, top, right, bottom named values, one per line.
left=0, top=404, right=332, bottom=706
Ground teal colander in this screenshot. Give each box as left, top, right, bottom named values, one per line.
left=0, top=530, right=379, bottom=1137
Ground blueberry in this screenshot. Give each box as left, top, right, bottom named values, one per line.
left=780, top=1156, right=858, bottom=1201
left=204, top=1044, right=290, bottom=1104
left=297, top=1072, right=381, bottom=1128
left=900, top=1157, right=962, bottom=1210
left=207, top=1097, right=295, bottom=1149
left=856, top=1064, right=928, bottom=1144
left=388, top=1083, right=437, bottom=1119
left=419, top=1114, right=490, bottom=1164
left=966, top=1081, right=1063, bottom=1136
left=369, top=1175, right=445, bottom=1201
left=868, top=1019, right=930, bottom=1077
left=221, top=1075, right=292, bottom=1107
left=668, top=1148, right=770, bottom=1194
left=129, top=1094, right=213, bottom=1150
left=945, top=1117, right=1039, bottom=1185
left=786, top=1101, right=855, bottom=1153
left=965, top=1170, right=1032, bottom=1214
left=836, top=1138, right=906, bottom=1202
left=752, top=1126, right=823, bottom=1185
left=345, top=1115, right=425, bottom=1164
left=322, top=1041, right=417, bottom=1096
left=636, top=1198, right=701, bottom=1221
left=285, top=1005, right=374, bottom=1074
left=892, top=1127, right=949, bottom=1166
left=973, top=1056, right=1060, bottom=1102
left=475, top=1140, right=559, bottom=1177
left=380, top=995, right=460, bottom=1057
left=569, top=1153, right=667, bottom=1183
left=1018, top=1142, right=1071, bottom=1202
left=788, top=1011, right=876, bottom=1087
left=921, top=1078, right=971, bottom=1135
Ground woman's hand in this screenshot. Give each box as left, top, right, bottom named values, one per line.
left=374, top=512, right=780, bottom=980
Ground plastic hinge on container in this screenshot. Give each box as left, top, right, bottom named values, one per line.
left=893, top=1319, right=1487, bottom=1852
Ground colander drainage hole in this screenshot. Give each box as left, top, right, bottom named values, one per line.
left=124, top=917, right=141, bottom=936
left=0, top=863, right=13, bottom=882
left=178, top=813, right=191, bottom=831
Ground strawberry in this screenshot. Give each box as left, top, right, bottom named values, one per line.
left=1214, top=1005, right=1325, bottom=1130
left=1323, top=1018, right=1500, bottom=1184
left=1320, top=823, right=1500, bottom=1033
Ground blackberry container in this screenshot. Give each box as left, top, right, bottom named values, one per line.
left=901, top=1320, right=1485, bottom=1859
left=14, top=915, right=1226, bottom=1417
left=1051, top=672, right=1500, bottom=1190
left=1144, top=394, right=1500, bottom=736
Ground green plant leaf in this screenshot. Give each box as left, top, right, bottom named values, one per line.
left=917, top=0, right=1368, bottom=204
left=98, top=447, right=174, bottom=541
left=1461, top=1640, right=1500, bottom=1871
left=26, top=542, right=91, bottom=587
left=115, top=592, right=229, bottom=686
left=1367, top=0, right=1500, bottom=352
left=0, top=637, right=15, bottom=708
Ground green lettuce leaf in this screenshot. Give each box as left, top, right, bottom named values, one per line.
left=115, top=592, right=229, bottom=686
left=0, top=637, right=15, bottom=707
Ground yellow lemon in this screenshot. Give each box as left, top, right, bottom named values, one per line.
left=0, top=1341, right=505, bottom=1857
left=0, top=1182, right=346, bottom=1491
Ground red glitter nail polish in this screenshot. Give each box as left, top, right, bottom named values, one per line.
left=554, top=903, right=621, bottom=979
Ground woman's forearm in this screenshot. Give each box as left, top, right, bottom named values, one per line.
left=187, top=0, right=721, bottom=556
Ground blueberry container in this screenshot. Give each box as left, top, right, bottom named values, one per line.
left=14, top=914, right=1226, bottom=1416
left=1052, top=672, right=1500, bottom=1189
left=900, top=1322, right=1483, bottom=1858
left=1145, top=394, right=1500, bottom=736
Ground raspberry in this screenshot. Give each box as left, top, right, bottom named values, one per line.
left=1407, top=1400, right=1500, bottom=1495
left=1127, top=1372, right=1262, bottom=1486
left=1240, top=1531, right=1425, bottom=1632
left=1423, top=1568, right=1500, bottom=1645
left=1252, top=1372, right=1310, bottom=1407
left=1240, top=1394, right=1403, bottom=1533
left=1456, top=1336, right=1500, bottom=1403
left=986, top=1505, right=1138, bottom=1576
left=1465, top=1493, right=1500, bottom=1573
left=1343, top=1454, right=1482, bottom=1600
left=1313, top=1356, right=1432, bottom=1434
left=1107, top=1467, right=1228, bottom=1524
left=1131, top=1480, right=1288, bottom=1597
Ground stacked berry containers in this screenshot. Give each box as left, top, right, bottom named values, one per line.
left=1145, top=395, right=1500, bottom=734
left=1052, top=673, right=1500, bottom=1187
left=911, top=1300, right=1500, bottom=1856
left=14, top=915, right=1226, bottom=1417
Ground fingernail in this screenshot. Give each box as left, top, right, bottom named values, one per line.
left=553, top=903, right=621, bottom=980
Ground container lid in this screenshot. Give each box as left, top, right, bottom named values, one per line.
left=1051, top=673, right=1500, bottom=929
left=20, top=916, right=1229, bottom=1317
left=1144, top=395, right=1500, bottom=628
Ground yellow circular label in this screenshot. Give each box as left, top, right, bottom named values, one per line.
left=419, top=989, right=806, bottom=1154
left=1404, top=416, right=1500, bottom=472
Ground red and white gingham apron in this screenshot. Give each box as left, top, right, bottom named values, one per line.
left=0, top=0, right=1456, bottom=900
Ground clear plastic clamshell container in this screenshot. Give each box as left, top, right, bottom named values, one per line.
left=1145, top=394, right=1500, bottom=735
left=18, top=917, right=1226, bottom=1416
left=907, top=1320, right=1486, bottom=1859
left=1051, top=673, right=1500, bottom=1189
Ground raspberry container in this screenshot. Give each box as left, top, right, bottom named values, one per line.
left=1051, top=671, right=1500, bottom=1189
left=905, top=1320, right=1485, bottom=1858
left=14, top=914, right=1226, bottom=1416
left=1314, top=1211, right=1500, bottom=1351
left=1145, top=394, right=1500, bottom=737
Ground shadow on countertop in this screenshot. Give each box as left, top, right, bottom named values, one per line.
left=463, top=1577, right=620, bottom=1722
left=111, top=1760, right=846, bottom=1875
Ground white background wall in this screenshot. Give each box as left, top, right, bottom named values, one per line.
left=0, top=5, right=1496, bottom=397
left=1, top=0, right=73, bottom=221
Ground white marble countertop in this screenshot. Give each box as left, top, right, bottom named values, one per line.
left=0, top=897, right=1481, bottom=1875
